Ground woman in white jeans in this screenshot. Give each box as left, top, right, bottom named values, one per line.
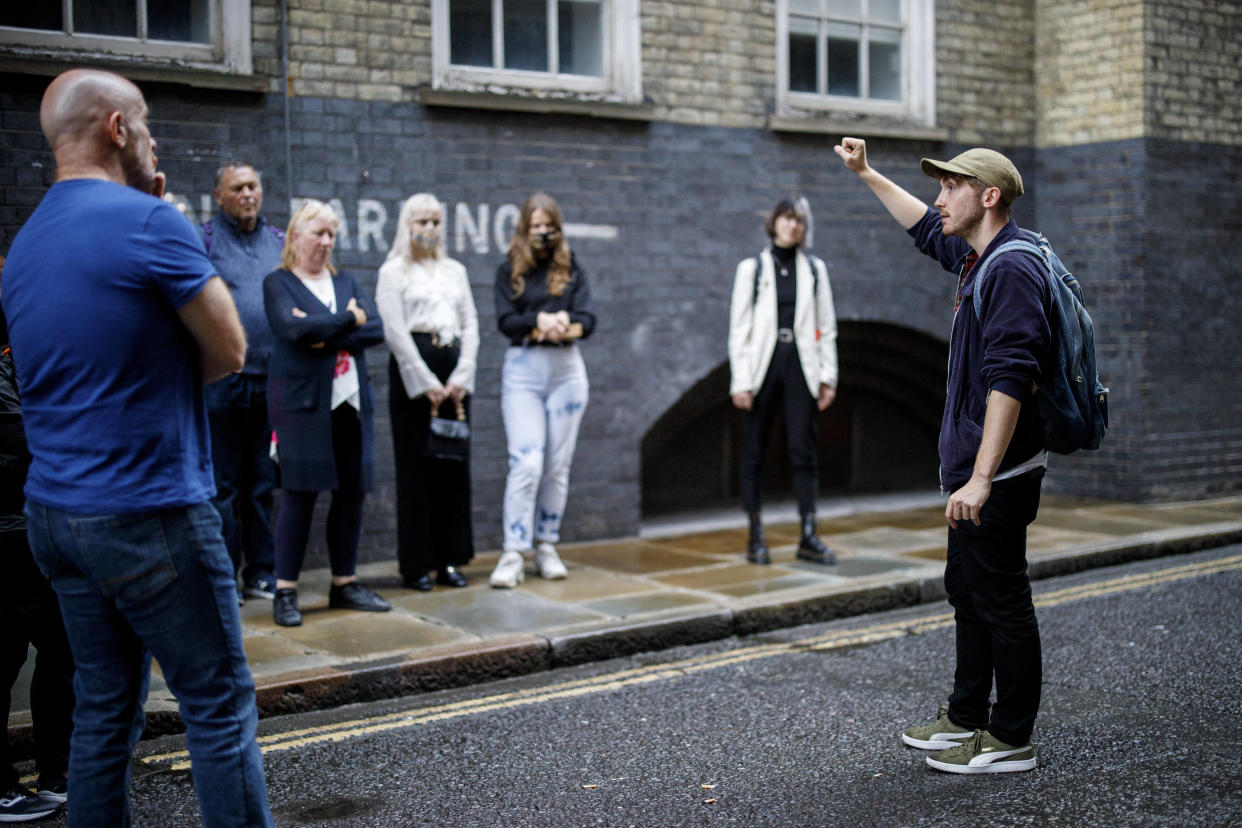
left=490, top=193, right=596, bottom=588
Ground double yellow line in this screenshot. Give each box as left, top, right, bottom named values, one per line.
left=141, top=551, right=1242, bottom=772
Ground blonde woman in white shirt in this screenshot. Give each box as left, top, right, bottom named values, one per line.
left=377, top=193, right=480, bottom=590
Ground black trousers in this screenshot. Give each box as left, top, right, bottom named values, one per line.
left=206, top=373, right=276, bottom=582
left=945, top=468, right=1044, bottom=746
left=739, top=341, right=818, bottom=514
left=1, top=529, right=74, bottom=788
left=389, top=336, right=473, bottom=580
left=273, top=405, right=365, bottom=581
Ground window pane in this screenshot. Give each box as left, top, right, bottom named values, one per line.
left=826, top=23, right=859, bottom=96
left=869, top=28, right=901, bottom=100
left=149, top=0, right=209, bottom=42
left=827, top=0, right=860, bottom=18
left=504, top=0, right=548, bottom=71
left=0, top=5, right=63, bottom=31
left=450, top=0, right=493, bottom=66
left=788, top=0, right=819, bottom=15
left=558, top=0, right=601, bottom=76
left=75, top=0, right=138, bottom=37
left=869, top=0, right=901, bottom=24
left=788, top=16, right=818, bottom=93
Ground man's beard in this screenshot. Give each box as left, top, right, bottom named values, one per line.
left=122, top=148, right=156, bottom=195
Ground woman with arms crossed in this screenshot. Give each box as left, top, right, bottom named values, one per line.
left=265, top=200, right=390, bottom=626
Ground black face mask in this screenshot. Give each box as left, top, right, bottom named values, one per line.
left=530, top=229, right=561, bottom=254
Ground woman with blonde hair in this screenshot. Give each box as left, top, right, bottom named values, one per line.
left=376, top=193, right=479, bottom=590
left=264, top=199, right=389, bottom=626
left=489, top=193, right=596, bottom=588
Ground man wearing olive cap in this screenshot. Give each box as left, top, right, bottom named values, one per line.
left=835, top=137, right=1052, bottom=774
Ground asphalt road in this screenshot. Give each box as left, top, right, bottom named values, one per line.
left=40, top=545, right=1242, bottom=826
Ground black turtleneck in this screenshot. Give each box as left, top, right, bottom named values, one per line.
left=772, top=245, right=798, bottom=330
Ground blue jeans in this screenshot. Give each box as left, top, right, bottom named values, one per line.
left=206, top=373, right=277, bottom=583
left=500, top=345, right=589, bottom=551
left=25, top=500, right=272, bottom=828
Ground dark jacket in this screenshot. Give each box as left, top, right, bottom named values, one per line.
left=264, top=268, right=384, bottom=492
left=494, top=254, right=597, bottom=345
left=908, top=208, right=1052, bottom=491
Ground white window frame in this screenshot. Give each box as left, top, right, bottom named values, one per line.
left=775, top=0, right=934, bottom=126
left=0, top=0, right=252, bottom=75
left=431, top=0, right=641, bottom=103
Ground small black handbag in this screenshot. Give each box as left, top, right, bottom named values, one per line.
left=424, top=398, right=470, bottom=461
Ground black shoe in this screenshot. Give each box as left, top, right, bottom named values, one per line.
left=0, top=783, right=61, bottom=821
left=36, top=774, right=67, bottom=804
left=273, top=587, right=302, bottom=626
left=436, top=566, right=468, bottom=588
left=403, top=573, right=434, bottom=591
left=746, top=511, right=770, bottom=564
left=329, top=581, right=391, bottom=612
left=797, top=513, right=836, bottom=564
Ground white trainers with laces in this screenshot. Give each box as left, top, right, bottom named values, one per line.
left=534, top=542, right=568, bottom=580
left=489, top=550, right=526, bottom=588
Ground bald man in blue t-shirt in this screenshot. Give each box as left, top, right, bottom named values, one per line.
left=2, top=69, right=272, bottom=826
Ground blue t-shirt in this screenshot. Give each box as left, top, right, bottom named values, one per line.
left=1, top=179, right=218, bottom=513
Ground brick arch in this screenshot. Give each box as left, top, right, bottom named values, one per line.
left=640, top=321, right=946, bottom=517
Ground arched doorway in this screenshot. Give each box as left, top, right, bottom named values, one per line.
left=640, top=321, right=946, bottom=516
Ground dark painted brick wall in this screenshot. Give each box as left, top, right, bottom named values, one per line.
left=4, top=73, right=1238, bottom=566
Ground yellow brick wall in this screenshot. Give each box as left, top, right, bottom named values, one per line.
left=1146, top=0, right=1242, bottom=146
left=1033, top=0, right=1146, bottom=148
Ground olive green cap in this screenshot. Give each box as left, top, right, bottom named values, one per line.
left=920, top=148, right=1024, bottom=205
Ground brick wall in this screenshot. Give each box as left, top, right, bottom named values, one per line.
left=3, top=0, right=1241, bottom=566
left=1034, top=0, right=1146, bottom=147
left=1146, top=1, right=1242, bottom=146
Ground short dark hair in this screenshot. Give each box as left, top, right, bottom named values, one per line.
left=763, top=196, right=810, bottom=246
left=214, top=161, right=261, bottom=189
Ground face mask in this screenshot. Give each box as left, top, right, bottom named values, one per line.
left=413, top=228, right=441, bottom=248
left=530, top=229, right=560, bottom=253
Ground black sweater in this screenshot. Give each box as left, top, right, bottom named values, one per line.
left=494, top=254, right=597, bottom=346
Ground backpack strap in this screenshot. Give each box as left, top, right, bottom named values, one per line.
left=202, top=219, right=214, bottom=255
left=752, top=251, right=822, bottom=306
left=750, top=254, right=762, bottom=306
left=971, top=240, right=1046, bottom=321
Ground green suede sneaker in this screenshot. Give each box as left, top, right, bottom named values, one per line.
left=926, top=729, right=1037, bottom=774
left=901, top=705, right=973, bottom=750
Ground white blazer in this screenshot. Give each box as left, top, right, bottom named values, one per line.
left=728, top=247, right=838, bottom=398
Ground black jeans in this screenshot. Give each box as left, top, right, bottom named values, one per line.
left=739, top=341, right=818, bottom=514
left=945, top=468, right=1044, bottom=746
left=206, top=373, right=276, bottom=582
left=1, top=529, right=74, bottom=788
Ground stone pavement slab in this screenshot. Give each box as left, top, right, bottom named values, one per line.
left=10, top=492, right=1242, bottom=751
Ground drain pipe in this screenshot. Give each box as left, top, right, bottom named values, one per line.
left=280, top=0, right=293, bottom=211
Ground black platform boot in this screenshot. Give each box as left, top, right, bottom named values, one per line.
left=797, top=513, right=836, bottom=564
left=746, top=512, right=770, bottom=564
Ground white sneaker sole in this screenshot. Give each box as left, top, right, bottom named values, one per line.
left=926, top=755, right=1037, bottom=774
left=901, top=731, right=972, bottom=750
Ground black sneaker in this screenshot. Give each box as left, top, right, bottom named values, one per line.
left=0, top=783, right=61, bottom=821
left=273, top=587, right=302, bottom=627
left=328, top=582, right=391, bottom=612
left=35, top=775, right=67, bottom=804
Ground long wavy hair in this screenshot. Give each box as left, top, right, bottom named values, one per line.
left=507, top=192, right=572, bottom=298
left=386, top=192, right=446, bottom=264
left=280, top=199, right=340, bottom=274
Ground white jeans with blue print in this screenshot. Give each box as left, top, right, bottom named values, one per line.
left=501, top=344, right=589, bottom=552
